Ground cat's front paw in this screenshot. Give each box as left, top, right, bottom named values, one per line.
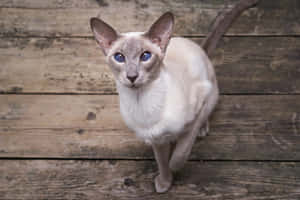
left=154, top=173, right=173, bottom=193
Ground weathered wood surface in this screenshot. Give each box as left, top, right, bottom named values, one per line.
left=0, top=95, right=299, bottom=160
left=1, top=0, right=299, bottom=199
left=1, top=37, right=300, bottom=94
left=1, top=0, right=300, bottom=37
left=1, top=160, right=300, bottom=200
left=0, top=0, right=238, bottom=8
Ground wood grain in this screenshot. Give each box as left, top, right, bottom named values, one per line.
left=0, top=0, right=240, bottom=9
left=1, top=160, right=300, bottom=200
left=1, top=0, right=300, bottom=36
left=0, top=95, right=299, bottom=160
left=1, top=1, right=299, bottom=199
left=1, top=37, right=300, bottom=94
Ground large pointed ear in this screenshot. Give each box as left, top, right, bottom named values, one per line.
left=144, top=12, right=174, bottom=52
left=90, top=17, right=118, bottom=55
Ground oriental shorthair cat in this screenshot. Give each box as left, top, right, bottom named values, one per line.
left=90, top=0, right=259, bottom=193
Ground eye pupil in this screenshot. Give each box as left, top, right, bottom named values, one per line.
left=114, top=53, right=125, bottom=63
left=141, top=51, right=151, bottom=61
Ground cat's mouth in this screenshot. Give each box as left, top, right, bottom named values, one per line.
left=122, top=79, right=144, bottom=89
left=129, top=84, right=139, bottom=89
left=128, top=82, right=145, bottom=89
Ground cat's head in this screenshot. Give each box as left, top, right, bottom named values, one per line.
left=90, top=12, right=174, bottom=88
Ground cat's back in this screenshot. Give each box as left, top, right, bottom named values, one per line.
left=164, top=37, right=214, bottom=82
left=161, top=37, right=216, bottom=131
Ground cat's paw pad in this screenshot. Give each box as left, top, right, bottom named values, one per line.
left=198, top=121, right=209, bottom=138
left=154, top=174, right=173, bottom=193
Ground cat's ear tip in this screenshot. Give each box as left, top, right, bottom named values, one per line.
left=164, top=12, right=174, bottom=17
left=90, top=17, right=99, bottom=26
left=162, top=12, right=174, bottom=21
left=90, top=17, right=97, bottom=29
left=90, top=17, right=106, bottom=31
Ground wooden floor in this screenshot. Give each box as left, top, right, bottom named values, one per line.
left=1, top=0, right=300, bottom=199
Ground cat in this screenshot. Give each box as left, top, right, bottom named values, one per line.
left=90, top=12, right=218, bottom=193
left=90, top=0, right=260, bottom=192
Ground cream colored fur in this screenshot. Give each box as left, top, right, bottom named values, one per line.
left=117, top=36, right=216, bottom=144
left=90, top=13, right=219, bottom=193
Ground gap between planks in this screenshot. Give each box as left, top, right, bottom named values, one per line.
left=1, top=93, right=300, bottom=95
left=1, top=34, right=300, bottom=39
left=0, top=157, right=300, bottom=163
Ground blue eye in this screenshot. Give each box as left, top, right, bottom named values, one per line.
left=114, top=53, right=125, bottom=63
left=140, top=51, right=152, bottom=62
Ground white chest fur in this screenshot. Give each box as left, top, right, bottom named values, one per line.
left=116, top=38, right=214, bottom=145
left=117, top=70, right=191, bottom=144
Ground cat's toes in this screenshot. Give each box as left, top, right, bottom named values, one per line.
left=154, top=174, right=173, bottom=193
left=198, top=121, right=209, bottom=138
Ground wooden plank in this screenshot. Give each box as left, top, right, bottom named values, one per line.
left=0, top=95, right=299, bottom=160
left=1, top=0, right=238, bottom=9
left=1, top=37, right=300, bottom=94
left=1, top=160, right=300, bottom=199
left=1, top=0, right=300, bottom=37
left=0, top=0, right=111, bottom=8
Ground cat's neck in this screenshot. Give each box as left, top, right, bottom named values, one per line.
left=116, top=67, right=167, bottom=128
left=116, top=68, right=167, bottom=102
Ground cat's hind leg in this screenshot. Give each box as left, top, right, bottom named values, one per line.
left=152, top=142, right=173, bottom=193
left=169, top=87, right=218, bottom=172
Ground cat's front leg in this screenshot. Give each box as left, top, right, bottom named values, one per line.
left=169, top=88, right=218, bottom=172
left=152, top=142, right=173, bottom=193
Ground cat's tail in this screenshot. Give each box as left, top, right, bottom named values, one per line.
left=202, top=0, right=260, bottom=57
